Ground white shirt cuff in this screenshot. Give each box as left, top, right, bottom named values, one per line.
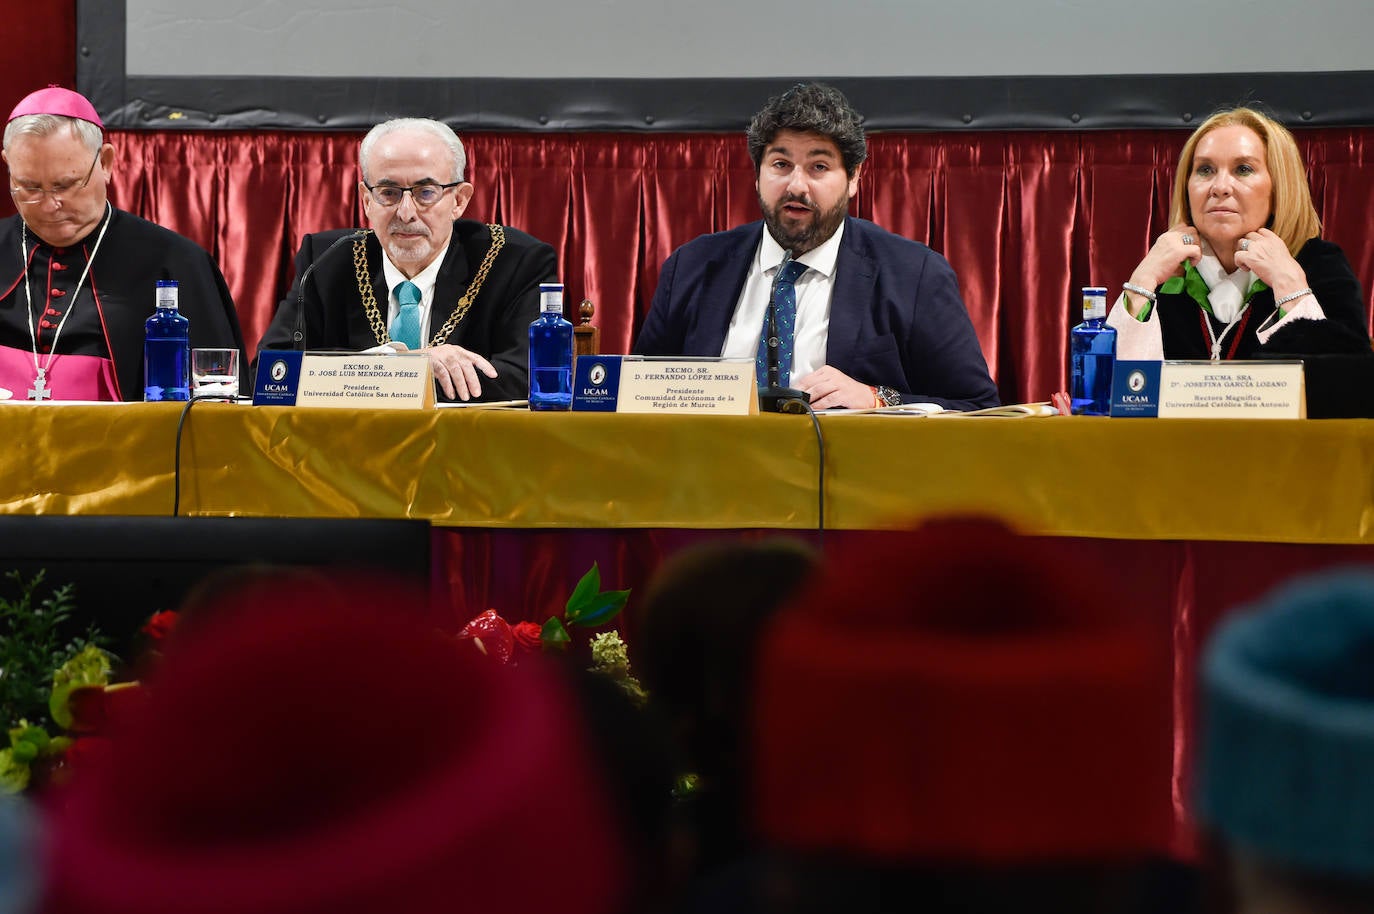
left=1106, top=292, right=1164, bottom=360
left=1255, top=294, right=1328, bottom=344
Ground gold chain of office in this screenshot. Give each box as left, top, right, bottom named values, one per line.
left=355, top=224, right=507, bottom=348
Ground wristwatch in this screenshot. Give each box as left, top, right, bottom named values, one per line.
left=874, top=385, right=902, bottom=407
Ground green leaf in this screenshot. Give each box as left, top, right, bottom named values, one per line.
left=540, top=616, right=571, bottom=650
left=0, top=571, right=102, bottom=733
left=9, top=724, right=49, bottom=753
left=564, top=563, right=631, bottom=627
left=566, top=589, right=631, bottom=628
left=0, top=748, right=30, bottom=794
left=563, top=563, right=603, bottom=622
left=9, top=741, right=37, bottom=765
left=49, top=645, right=112, bottom=730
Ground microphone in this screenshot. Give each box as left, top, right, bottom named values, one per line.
left=758, top=249, right=812, bottom=414
left=292, top=228, right=372, bottom=350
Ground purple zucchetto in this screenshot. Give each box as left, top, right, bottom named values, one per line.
left=7, top=85, right=103, bottom=129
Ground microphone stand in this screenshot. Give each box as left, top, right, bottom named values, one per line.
left=292, top=228, right=372, bottom=350
left=758, top=249, right=812, bottom=414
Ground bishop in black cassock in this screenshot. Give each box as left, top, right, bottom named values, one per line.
left=1, top=86, right=242, bottom=401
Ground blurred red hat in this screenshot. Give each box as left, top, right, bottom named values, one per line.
left=40, top=574, right=628, bottom=914
left=752, top=516, right=1174, bottom=863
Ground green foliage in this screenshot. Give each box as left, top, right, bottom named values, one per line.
left=49, top=644, right=114, bottom=729
left=540, top=616, right=572, bottom=650
left=0, top=571, right=101, bottom=731
left=563, top=563, right=631, bottom=628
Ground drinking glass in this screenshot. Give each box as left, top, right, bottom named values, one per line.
left=191, top=348, right=239, bottom=399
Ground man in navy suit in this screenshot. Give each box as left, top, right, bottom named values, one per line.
left=635, top=84, right=998, bottom=411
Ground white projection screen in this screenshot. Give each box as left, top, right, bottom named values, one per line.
left=80, top=0, right=1374, bottom=130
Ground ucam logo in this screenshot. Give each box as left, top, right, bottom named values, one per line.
left=270, top=360, right=289, bottom=382
left=589, top=363, right=607, bottom=386
left=1127, top=370, right=1146, bottom=392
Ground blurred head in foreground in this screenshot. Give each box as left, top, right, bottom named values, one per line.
left=638, top=537, right=820, bottom=868
left=39, top=574, right=629, bottom=914
left=747, top=517, right=1176, bottom=913
left=1199, top=569, right=1374, bottom=914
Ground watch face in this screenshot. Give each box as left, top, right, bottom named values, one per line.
left=877, top=386, right=900, bottom=407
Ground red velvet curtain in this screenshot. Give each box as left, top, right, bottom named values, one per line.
left=104, top=127, right=1374, bottom=405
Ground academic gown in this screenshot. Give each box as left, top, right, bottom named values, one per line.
left=258, top=221, right=557, bottom=403
left=1154, top=238, right=1368, bottom=360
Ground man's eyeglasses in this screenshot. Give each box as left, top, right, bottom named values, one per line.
left=9, top=150, right=101, bottom=205
left=364, top=181, right=461, bottom=208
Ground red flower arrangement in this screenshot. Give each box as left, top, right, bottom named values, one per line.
left=457, top=563, right=630, bottom=661
left=456, top=564, right=646, bottom=705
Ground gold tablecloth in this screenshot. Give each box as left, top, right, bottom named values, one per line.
left=4, top=403, right=1373, bottom=544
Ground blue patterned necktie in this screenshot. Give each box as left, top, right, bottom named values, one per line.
left=756, top=259, right=808, bottom=387
left=391, top=280, right=422, bottom=349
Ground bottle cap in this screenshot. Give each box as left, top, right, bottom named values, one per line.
left=1081, top=286, right=1107, bottom=319
left=539, top=283, right=564, bottom=313
left=156, top=279, right=179, bottom=310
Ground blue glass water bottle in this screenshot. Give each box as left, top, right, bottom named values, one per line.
left=144, top=279, right=190, bottom=401
left=528, top=282, right=573, bottom=410
left=1070, top=286, right=1116, bottom=416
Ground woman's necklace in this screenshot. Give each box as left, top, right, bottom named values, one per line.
left=1198, top=307, right=1251, bottom=362
left=21, top=204, right=113, bottom=400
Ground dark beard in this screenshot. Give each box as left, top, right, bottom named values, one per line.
left=760, top=191, right=848, bottom=255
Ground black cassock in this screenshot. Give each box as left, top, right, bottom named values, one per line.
left=0, top=207, right=244, bottom=401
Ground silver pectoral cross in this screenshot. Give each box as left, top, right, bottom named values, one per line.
left=28, top=370, right=51, bottom=401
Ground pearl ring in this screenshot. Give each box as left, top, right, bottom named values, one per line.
left=1239, top=238, right=1250, bottom=251
left=1181, top=233, right=1195, bottom=246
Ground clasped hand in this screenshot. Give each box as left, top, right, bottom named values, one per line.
left=1125, top=224, right=1308, bottom=315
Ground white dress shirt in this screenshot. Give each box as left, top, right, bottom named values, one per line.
left=720, top=223, right=845, bottom=379
left=380, top=241, right=450, bottom=346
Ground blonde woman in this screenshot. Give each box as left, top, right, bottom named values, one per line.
left=1109, top=107, right=1369, bottom=360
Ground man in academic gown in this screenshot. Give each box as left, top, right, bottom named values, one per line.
left=257, top=118, right=557, bottom=403
left=0, top=86, right=244, bottom=402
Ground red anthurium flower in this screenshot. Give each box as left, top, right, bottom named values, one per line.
left=458, top=609, right=515, bottom=664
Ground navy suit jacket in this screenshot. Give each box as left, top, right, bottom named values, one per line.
left=634, top=217, right=998, bottom=410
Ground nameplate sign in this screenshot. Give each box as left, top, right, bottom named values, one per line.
left=615, top=357, right=758, bottom=415
left=253, top=351, right=434, bottom=409
left=1157, top=360, right=1305, bottom=419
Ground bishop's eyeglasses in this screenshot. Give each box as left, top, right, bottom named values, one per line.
left=363, top=180, right=462, bottom=208
left=9, top=150, right=100, bottom=205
